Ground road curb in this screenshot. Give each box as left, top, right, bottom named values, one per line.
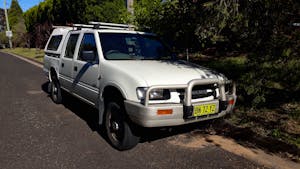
left=0, top=51, right=43, bottom=68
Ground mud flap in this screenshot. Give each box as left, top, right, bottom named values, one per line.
left=98, top=97, right=105, bottom=125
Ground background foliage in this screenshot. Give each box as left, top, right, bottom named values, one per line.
left=134, top=0, right=300, bottom=108
left=23, top=0, right=129, bottom=48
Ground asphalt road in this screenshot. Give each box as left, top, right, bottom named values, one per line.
left=0, top=52, right=265, bottom=169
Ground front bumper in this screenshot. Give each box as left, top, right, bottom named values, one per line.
left=125, top=78, right=237, bottom=127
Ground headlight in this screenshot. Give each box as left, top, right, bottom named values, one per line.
left=149, top=89, right=171, bottom=100
left=136, top=87, right=171, bottom=100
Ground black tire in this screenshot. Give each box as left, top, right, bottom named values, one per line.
left=105, top=100, right=140, bottom=150
left=47, top=81, right=52, bottom=94
left=50, top=80, right=62, bottom=104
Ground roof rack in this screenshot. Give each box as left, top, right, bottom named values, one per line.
left=53, top=21, right=135, bottom=31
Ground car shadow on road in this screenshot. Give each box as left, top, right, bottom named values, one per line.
left=41, top=82, right=100, bottom=131
left=41, top=81, right=300, bottom=160
left=41, top=81, right=212, bottom=145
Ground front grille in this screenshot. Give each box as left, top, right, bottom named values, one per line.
left=177, top=84, right=217, bottom=101
left=192, top=84, right=216, bottom=99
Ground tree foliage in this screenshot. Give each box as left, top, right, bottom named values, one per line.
left=134, top=0, right=300, bottom=107
left=8, top=0, right=27, bottom=47
left=8, top=0, right=23, bottom=26
left=24, top=0, right=129, bottom=47
left=134, top=0, right=199, bottom=49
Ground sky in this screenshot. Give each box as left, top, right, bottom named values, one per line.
left=0, top=0, right=42, bottom=12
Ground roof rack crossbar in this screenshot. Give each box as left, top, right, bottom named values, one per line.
left=52, top=25, right=73, bottom=29
left=73, top=24, right=94, bottom=28
left=89, top=21, right=134, bottom=29
left=94, top=25, right=129, bottom=30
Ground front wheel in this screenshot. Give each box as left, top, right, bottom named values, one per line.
left=105, top=101, right=140, bottom=150
left=50, top=80, right=62, bottom=104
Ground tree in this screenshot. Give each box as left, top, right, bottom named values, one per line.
left=0, top=32, right=7, bottom=46
left=8, top=0, right=27, bottom=47
left=84, top=0, right=129, bottom=23
left=24, top=0, right=131, bottom=47
left=8, top=0, right=23, bottom=26
left=135, top=0, right=193, bottom=49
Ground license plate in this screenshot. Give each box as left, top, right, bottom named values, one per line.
left=193, top=104, right=217, bottom=117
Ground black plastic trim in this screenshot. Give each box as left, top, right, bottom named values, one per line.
left=219, top=101, right=228, bottom=112
left=183, top=105, right=194, bottom=119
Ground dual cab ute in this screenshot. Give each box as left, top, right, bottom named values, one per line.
left=43, top=22, right=237, bottom=150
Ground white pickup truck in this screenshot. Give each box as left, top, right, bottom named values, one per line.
left=43, top=22, right=236, bottom=150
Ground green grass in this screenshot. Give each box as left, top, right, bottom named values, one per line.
left=198, top=55, right=247, bottom=81
left=1, top=48, right=44, bottom=63
left=190, top=54, right=300, bottom=149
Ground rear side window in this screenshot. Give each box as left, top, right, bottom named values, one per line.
left=47, top=35, right=63, bottom=51
left=65, top=34, right=79, bottom=59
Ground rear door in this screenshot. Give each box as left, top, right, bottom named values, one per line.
left=59, top=33, right=81, bottom=91
left=72, top=32, right=100, bottom=104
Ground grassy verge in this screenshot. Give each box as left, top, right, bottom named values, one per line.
left=1, top=48, right=44, bottom=63
left=193, top=54, right=300, bottom=161
left=196, top=55, right=300, bottom=148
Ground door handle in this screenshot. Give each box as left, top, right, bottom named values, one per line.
left=61, top=63, right=64, bottom=67
left=74, top=66, right=77, bottom=71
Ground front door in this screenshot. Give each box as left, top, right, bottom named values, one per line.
left=72, top=32, right=99, bottom=104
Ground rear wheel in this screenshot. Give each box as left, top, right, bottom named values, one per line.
left=50, top=80, right=62, bottom=104
left=105, top=100, right=139, bottom=150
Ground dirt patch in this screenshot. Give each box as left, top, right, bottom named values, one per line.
left=282, top=120, right=300, bottom=135
left=227, top=108, right=300, bottom=157
left=169, top=133, right=300, bottom=169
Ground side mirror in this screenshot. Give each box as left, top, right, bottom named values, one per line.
left=81, top=50, right=96, bottom=62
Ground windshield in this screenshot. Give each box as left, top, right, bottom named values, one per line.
left=99, top=33, right=172, bottom=60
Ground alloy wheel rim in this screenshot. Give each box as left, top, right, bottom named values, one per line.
left=108, top=104, right=124, bottom=142
left=52, top=83, right=58, bottom=100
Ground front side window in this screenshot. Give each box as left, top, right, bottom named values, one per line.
left=64, top=34, right=79, bottom=59
left=47, top=35, right=63, bottom=51
left=78, top=33, right=98, bottom=62
left=99, top=33, right=172, bottom=60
